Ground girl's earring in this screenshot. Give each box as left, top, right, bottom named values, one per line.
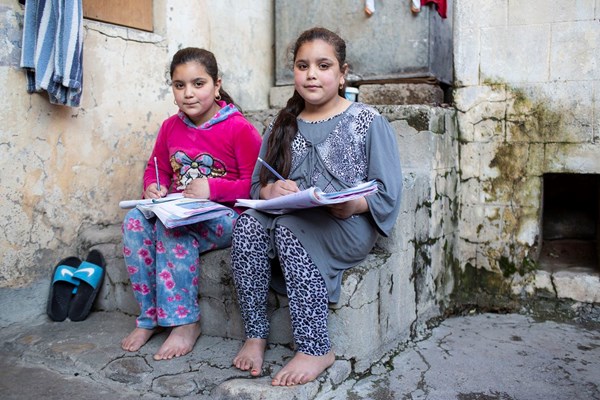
left=173, top=100, right=177, bottom=105
left=215, top=94, right=222, bottom=101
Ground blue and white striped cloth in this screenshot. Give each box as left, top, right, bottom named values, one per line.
left=20, top=0, right=84, bottom=107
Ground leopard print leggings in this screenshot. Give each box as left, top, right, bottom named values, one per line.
left=231, top=213, right=331, bottom=356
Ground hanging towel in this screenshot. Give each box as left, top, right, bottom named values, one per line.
left=20, top=0, right=84, bottom=107
left=421, top=0, right=447, bottom=18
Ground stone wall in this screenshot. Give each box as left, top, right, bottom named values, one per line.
left=453, top=0, right=600, bottom=305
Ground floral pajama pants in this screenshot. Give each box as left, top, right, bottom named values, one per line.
left=122, top=208, right=237, bottom=329
left=230, top=213, right=331, bottom=356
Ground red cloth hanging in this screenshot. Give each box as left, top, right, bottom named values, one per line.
left=421, top=0, right=447, bottom=18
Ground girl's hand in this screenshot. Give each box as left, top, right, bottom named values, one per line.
left=144, top=183, right=167, bottom=199
left=260, top=179, right=299, bottom=200
left=183, top=177, right=210, bottom=199
left=327, top=197, right=369, bottom=219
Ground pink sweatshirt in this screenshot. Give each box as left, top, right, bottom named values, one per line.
left=143, top=102, right=261, bottom=207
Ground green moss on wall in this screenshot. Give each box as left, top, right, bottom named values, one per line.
left=406, top=109, right=430, bottom=132
left=509, top=87, right=563, bottom=141
left=475, top=83, right=557, bottom=273
left=498, top=256, right=517, bottom=277
left=450, top=262, right=515, bottom=310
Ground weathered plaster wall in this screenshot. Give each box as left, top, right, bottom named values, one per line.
left=0, top=0, right=273, bottom=289
left=453, top=0, right=600, bottom=303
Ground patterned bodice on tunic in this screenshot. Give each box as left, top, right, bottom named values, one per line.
left=290, top=102, right=377, bottom=192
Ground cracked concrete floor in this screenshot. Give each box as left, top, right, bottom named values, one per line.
left=0, top=311, right=598, bottom=399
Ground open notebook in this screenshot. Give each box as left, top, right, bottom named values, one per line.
left=235, top=180, right=378, bottom=214
left=120, top=194, right=233, bottom=228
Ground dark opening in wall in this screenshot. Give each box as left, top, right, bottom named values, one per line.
left=539, top=173, right=599, bottom=273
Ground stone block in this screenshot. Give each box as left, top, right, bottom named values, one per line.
left=330, top=299, right=381, bottom=372
left=459, top=98, right=506, bottom=144
left=213, top=377, right=319, bottom=400
left=506, top=82, right=594, bottom=144
left=544, top=143, right=600, bottom=174
left=510, top=1, right=596, bottom=26
left=359, top=84, right=444, bottom=106
left=530, top=270, right=555, bottom=295
left=393, top=120, right=433, bottom=170
left=379, top=173, right=416, bottom=256
left=455, top=0, right=508, bottom=29
left=458, top=178, right=482, bottom=206
left=553, top=271, right=600, bottom=303
left=454, top=85, right=508, bottom=114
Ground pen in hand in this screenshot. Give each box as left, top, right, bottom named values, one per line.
left=154, top=156, right=162, bottom=193
left=258, top=157, right=286, bottom=181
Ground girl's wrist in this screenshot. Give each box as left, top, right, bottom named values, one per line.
left=259, top=183, right=272, bottom=200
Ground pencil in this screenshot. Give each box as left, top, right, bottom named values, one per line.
left=257, top=157, right=285, bottom=181
left=154, top=156, right=161, bottom=191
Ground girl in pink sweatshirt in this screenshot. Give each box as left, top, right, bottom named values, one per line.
left=121, top=47, right=261, bottom=361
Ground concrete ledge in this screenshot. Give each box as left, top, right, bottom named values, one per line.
left=523, top=270, right=600, bottom=303
left=360, top=83, right=444, bottom=105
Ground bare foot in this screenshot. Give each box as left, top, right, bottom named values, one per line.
left=271, top=351, right=335, bottom=386
left=121, top=327, right=159, bottom=352
left=232, top=338, right=267, bottom=376
left=153, top=322, right=201, bottom=361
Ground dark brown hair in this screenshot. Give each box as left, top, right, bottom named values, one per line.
left=260, top=27, right=347, bottom=184
left=169, top=47, right=239, bottom=111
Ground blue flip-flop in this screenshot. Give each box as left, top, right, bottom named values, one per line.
left=47, top=257, right=82, bottom=321
left=68, top=249, right=106, bottom=322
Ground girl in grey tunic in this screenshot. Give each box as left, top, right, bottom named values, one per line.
left=231, top=27, right=402, bottom=386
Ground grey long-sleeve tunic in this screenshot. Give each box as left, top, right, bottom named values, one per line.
left=244, top=102, right=402, bottom=302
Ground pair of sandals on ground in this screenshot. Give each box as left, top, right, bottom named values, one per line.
left=47, top=249, right=106, bottom=322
